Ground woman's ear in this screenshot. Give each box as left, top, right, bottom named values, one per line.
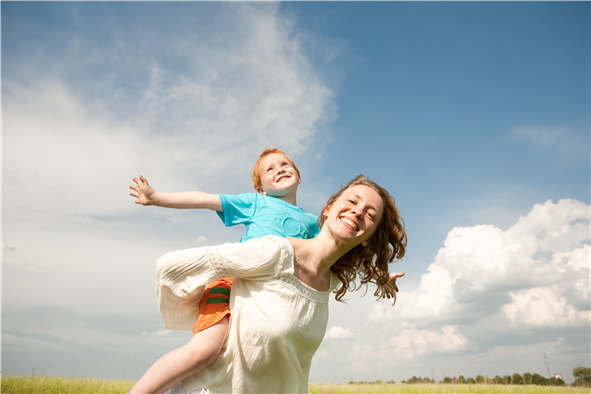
left=321, top=204, right=332, bottom=222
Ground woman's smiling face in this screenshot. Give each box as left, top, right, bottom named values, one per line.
left=323, top=184, right=384, bottom=246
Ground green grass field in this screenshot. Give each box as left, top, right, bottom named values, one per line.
left=1, top=376, right=135, bottom=394
left=310, top=383, right=589, bottom=394
left=1, top=376, right=588, bottom=393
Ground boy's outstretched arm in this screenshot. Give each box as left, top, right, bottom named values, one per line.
left=129, top=175, right=222, bottom=211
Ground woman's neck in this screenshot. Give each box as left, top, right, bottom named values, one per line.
left=289, top=232, right=353, bottom=290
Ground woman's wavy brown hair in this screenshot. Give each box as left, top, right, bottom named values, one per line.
left=318, top=175, right=407, bottom=303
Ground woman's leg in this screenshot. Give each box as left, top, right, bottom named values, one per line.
left=130, top=317, right=229, bottom=394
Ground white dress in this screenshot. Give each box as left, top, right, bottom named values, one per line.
left=156, top=235, right=337, bottom=394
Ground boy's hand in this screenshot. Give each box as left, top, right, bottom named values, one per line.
left=130, top=175, right=155, bottom=205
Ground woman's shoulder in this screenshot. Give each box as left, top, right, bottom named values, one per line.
left=247, top=234, right=292, bottom=249
left=240, top=235, right=294, bottom=269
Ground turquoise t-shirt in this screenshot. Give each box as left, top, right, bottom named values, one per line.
left=216, top=193, right=319, bottom=242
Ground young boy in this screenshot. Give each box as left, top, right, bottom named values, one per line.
left=128, top=148, right=318, bottom=393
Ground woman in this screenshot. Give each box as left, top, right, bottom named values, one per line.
left=155, top=175, right=407, bottom=393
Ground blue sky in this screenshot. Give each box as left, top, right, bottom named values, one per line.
left=2, top=1, right=589, bottom=384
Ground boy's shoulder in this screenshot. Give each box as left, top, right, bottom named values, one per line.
left=219, top=192, right=258, bottom=204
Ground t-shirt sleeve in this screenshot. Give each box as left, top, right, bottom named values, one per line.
left=156, top=236, right=291, bottom=330
left=216, top=193, right=257, bottom=226
left=308, top=217, right=320, bottom=238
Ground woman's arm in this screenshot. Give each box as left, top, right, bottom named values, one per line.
left=156, top=236, right=288, bottom=329
left=383, top=271, right=405, bottom=301
left=129, top=175, right=222, bottom=210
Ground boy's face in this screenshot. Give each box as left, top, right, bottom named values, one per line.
left=257, top=153, right=300, bottom=197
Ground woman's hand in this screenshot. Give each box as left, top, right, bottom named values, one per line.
left=382, top=271, right=405, bottom=300
left=389, top=272, right=405, bottom=293
left=130, top=175, right=156, bottom=205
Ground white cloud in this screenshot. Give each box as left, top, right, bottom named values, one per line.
left=3, top=4, right=334, bottom=295
left=3, top=80, right=153, bottom=222
left=370, top=199, right=590, bottom=329
left=325, top=325, right=353, bottom=340
left=387, top=326, right=468, bottom=359
left=3, top=3, right=335, bottom=350
left=347, top=326, right=467, bottom=366
left=3, top=4, right=335, bottom=226
left=502, top=287, right=590, bottom=326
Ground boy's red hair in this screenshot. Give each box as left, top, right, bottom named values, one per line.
left=252, top=148, right=301, bottom=191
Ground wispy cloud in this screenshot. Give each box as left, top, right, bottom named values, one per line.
left=4, top=5, right=335, bottom=225
left=512, top=125, right=589, bottom=161
left=3, top=4, right=336, bottom=378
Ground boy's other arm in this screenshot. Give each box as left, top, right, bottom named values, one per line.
left=130, top=175, right=222, bottom=211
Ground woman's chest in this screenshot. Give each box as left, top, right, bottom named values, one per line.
left=231, top=279, right=329, bottom=347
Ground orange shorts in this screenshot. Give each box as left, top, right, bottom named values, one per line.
left=192, top=278, right=233, bottom=335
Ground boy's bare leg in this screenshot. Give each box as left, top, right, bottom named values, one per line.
left=130, top=317, right=229, bottom=394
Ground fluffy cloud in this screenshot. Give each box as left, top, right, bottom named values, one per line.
left=345, top=326, right=467, bottom=369
left=502, top=287, right=590, bottom=327
left=370, top=199, right=590, bottom=328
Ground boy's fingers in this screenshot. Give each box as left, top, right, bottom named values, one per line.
left=130, top=192, right=138, bottom=198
